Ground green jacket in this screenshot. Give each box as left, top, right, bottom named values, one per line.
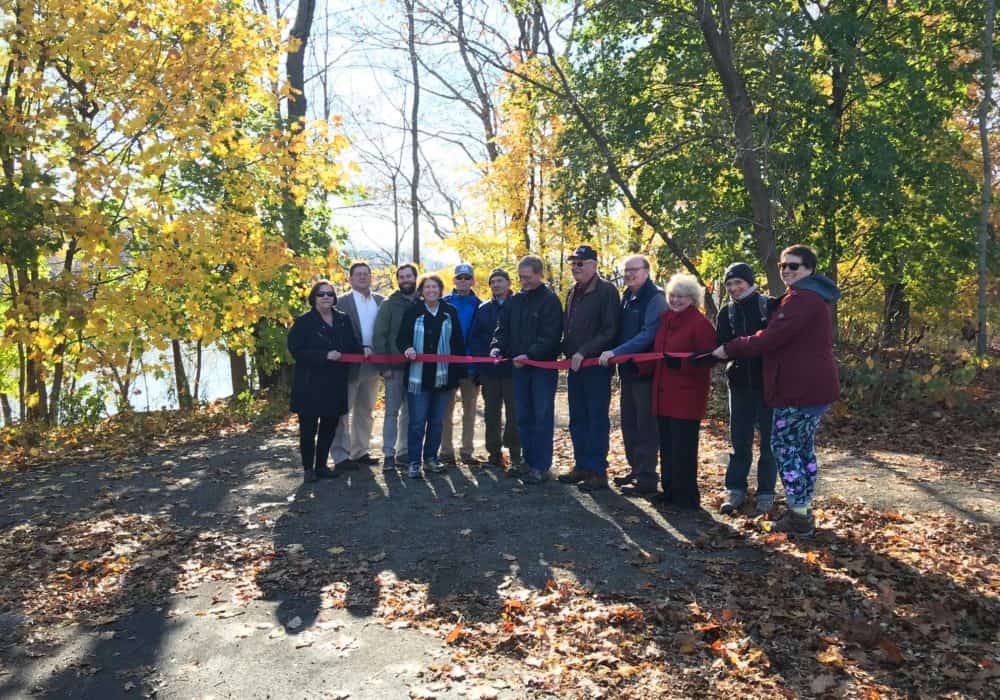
left=373, top=290, right=417, bottom=359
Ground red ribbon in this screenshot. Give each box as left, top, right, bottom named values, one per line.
left=336, top=351, right=698, bottom=370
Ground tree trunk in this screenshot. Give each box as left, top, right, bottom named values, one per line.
left=172, top=339, right=193, bottom=411
left=282, top=0, right=316, bottom=252
left=405, top=0, right=421, bottom=264
left=977, top=0, right=994, bottom=356
left=694, top=0, right=782, bottom=295
left=229, top=348, right=248, bottom=397
left=193, top=339, right=203, bottom=404
left=0, top=393, right=12, bottom=427
left=881, top=281, right=910, bottom=348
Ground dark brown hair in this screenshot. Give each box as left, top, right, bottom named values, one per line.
left=780, top=244, right=818, bottom=272
left=308, top=280, right=336, bottom=308
left=396, top=263, right=418, bottom=279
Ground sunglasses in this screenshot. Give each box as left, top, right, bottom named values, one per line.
left=570, top=261, right=592, bottom=268
left=455, top=274, right=472, bottom=281
left=779, top=262, right=804, bottom=271
left=315, top=291, right=335, bottom=298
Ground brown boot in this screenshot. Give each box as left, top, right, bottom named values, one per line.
left=557, top=467, right=587, bottom=484
left=578, top=472, right=609, bottom=492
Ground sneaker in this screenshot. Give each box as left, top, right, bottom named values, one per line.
left=523, top=469, right=549, bottom=485
left=720, top=490, right=747, bottom=515
left=772, top=509, right=815, bottom=538
left=407, top=463, right=423, bottom=479
left=424, top=458, right=447, bottom=473
left=557, top=468, right=587, bottom=484
left=382, top=457, right=397, bottom=471
left=754, top=494, right=775, bottom=516
left=578, top=473, right=609, bottom=492
left=303, top=467, right=317, bottom=483
left=315, top=466, right=339, bottom=479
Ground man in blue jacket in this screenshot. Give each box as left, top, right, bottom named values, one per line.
left=441, top=263, right=481, bottom=464
left=599, top=255, right=667, bottom=495
left=467, top=268, right=521, bottom=469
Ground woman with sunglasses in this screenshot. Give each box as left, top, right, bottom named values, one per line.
left=712, top=245, right=840, bottom=537
left=288, top=280, right=362, bottom=483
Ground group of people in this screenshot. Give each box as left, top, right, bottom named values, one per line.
left=287, top=244, right=840, bottom=538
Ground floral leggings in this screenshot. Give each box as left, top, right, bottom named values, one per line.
left=770, top=406, right=826, bottom=508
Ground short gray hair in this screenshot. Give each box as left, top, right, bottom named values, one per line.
left=517, top=255, right=544, bottom=275
left=665, top=273, right=705, bottom=307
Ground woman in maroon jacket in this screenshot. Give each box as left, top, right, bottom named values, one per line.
left=712, top=245, right=840, bottom=537
left=646, top=274, right=717, bottom=510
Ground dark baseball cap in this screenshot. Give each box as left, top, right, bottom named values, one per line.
left=568, top=245, right=598, bottom=261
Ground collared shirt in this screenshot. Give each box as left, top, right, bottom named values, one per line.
left=352, top=290, right=378, bottom=346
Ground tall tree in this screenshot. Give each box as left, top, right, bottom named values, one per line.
left=978, top=0, right=995, bottom=356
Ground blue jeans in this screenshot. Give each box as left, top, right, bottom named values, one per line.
left=724, top=385, right=777, bottom=496
left=567, top=365, right=612, bottom=473
left=406, top=389, right=451, bottom=464
left=512, top=366, right=558, bottom=472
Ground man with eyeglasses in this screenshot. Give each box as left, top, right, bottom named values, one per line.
left=440, top=263, right=482, bottom=465
left=330, top=261, right=384, bottom=469
left=556, top=245, right=621, bottom=492
left=599, top=255, right=667, bottom=496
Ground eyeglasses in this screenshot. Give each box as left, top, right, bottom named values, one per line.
left=315, top=291, right=335, bottom=298
left=455, top=274, right=472, bottom=281
left=570, top=261, right=592, bottom=268
left=779, top=262, right=803, bottom=271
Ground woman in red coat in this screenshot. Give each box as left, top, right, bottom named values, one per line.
left=647, top=273, right=717, bottom=509
left=712, top=245, right=840, bottom=538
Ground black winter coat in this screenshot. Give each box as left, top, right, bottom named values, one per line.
left=288, top=309, right=362, bottom=416
left=491, top=283, right=563, bottom=361
left=396, top=301, right=467, bottom=391
left=715, top=291, right=776, bottom=389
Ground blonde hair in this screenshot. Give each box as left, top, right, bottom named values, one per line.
left=665, top=273, right=705, bottom=307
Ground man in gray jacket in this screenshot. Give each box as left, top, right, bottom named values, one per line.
left=556, top=245, right=621, bottom=492
left=599, top=255, right=667, bottom=495
left=372, top=263, right=418, bottom=469
left=330, top=262, right=384, bottom=468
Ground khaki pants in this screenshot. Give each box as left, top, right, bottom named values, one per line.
left=440, top=376, right=478, bottom=459
left=330, top=364, right=379, bottom=462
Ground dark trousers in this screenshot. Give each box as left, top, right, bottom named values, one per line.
left=480, top=375, right=520, bottom=461
left=512, top=366, right=558, bottom=472
left=567, top=365, right=612, bottom=473
left=298, top=414, right=339, bottom=471
left=620, top=379, right=659, bottom=488
left=724, top=384, right=777, bottom=495
left=657, top=416, right=701, bottom=508
left=406, top=389, right=451, bottom=464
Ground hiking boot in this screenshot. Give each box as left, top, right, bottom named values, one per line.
left=720, top=490, right=747, bottom=515
left=612, top=474, right=635, bottom=487
left=424, top=458, right=447, bottom=473
left=315, top=466, right=339, bottom=479
left=382, top=457, right=397, bottom=471
left=487, top=453, right=508, bottom=469
left=303, top=467, right=317, bottom=483
left=577, top=472, right=609, bottom=492
left=772, top=510, right=815, bottom=538
left=407, top=463, right=423, bottom=479
left=523, top=468, right=549, bottom=485
left=506, top=463, right=527, bottom=478
left=557, top=468, right=587, bottom=484
left=754, top=494, right=775, bottom=516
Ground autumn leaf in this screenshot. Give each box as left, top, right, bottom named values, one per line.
left=444, top=623, right=464, bottom=645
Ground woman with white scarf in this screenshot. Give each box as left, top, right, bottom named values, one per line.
left=397, top=274, right=467, bottom=479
